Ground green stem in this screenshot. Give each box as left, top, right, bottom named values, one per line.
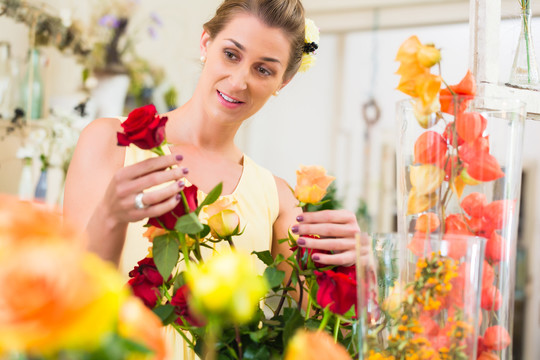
left=171, top=323, right=196, bottom=349
left=318, top=307, right=331, bottom=331
left=305, top=296, right=312, bottom=321
left=179, top=233, right=191, bottom=269
left=333, top=317, right=341, bottom=343
left=180, top=191, right=190, bottom=213
left=226, top=236, right=236, bottom=249
left=522, top=8, right=533, bottom=83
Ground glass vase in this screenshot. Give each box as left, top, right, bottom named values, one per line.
left=509, top=7, right=540, bottom=88
left=0, top=41, right=13, bottom=119
left=395, top=96, right=526, bottom=360
left=34, top=168, right=48, bottom=202
left=356, top=233, right=485, bottom=360
left=20, top=48, right=44, bottom=120
left=18, top=157, right=34, bottom=201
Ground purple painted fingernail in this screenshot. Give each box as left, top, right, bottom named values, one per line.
left=182, top=167, right=189, bottom=175
left=175, top=154, right=183, bottom=161
left=176, top=193, right=182, bottom=201
left=178, top=180, right=185, bottom=188
left=291, top=225, right=299, bottom=234
left=296, top=215, right=304, bottom=222
left=312, top=255, right=320, bottom=261
left=297, top=238, right=306, bottom=246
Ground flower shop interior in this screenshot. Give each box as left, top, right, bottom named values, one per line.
left=1, top=0, right=540, bottom=359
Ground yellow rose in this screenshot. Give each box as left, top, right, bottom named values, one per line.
left=284, top=329, right=351, bottom=360
left=294, top=165, right=335, bottom=204
left=381, top=282, right=404, bottom=319
left=185, top=251, right=268, bottom=324
left=207, top=209, right=241, bottom=239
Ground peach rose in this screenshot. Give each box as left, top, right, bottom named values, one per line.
left=294, top=165, right=335, bottom=204
left=284, top=329, right=351, bottom=360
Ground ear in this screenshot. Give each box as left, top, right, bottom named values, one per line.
left=278, top=76, right=294, bottom=91
left=200, top=30, right=212, bottom=58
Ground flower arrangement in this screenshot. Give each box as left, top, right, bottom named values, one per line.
left=0, top=194, right=167, bottom=359
left=117, top=104, right=366, bottom=358
left=395, top=35, right=523, bottom=359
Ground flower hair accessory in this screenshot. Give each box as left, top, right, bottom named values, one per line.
left=299, top=18, right=319, bottom=73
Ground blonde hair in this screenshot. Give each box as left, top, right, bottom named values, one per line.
left=204, top=0, right=306, bottom=80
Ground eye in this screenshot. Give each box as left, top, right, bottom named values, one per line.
left=257, top=66, right=272, bottom=76
left=224, top=50, right=238, bottom=60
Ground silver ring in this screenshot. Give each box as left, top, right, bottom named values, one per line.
left=134, top=192, right=146, bottom=210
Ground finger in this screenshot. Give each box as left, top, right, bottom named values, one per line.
left=125, top=166, right=188, bottom=195
left=298, top=209, right=357, bottom=224
left=292, top=222, right=359, bottom=238
left=136, top=192, right=182, bottom=220
left=120, top=154, right=184, bottom=180
left=297, top=236, right=355, bottom=252
left=312, top=250, right=356, bottom=267
left=139, top=179, right=186, bottom=207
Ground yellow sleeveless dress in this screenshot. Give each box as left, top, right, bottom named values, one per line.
left=120, top=143, right=280, bottom=359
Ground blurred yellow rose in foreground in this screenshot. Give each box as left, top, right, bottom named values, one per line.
left=186, top=251, right=268, bottom=324
left=294, top=165, right=335, bottom=204
left=284, top=329, right=351, bottom=360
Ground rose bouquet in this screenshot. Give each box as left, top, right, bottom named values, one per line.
left=394, top=36, right=525, bottom=359
left=118, top=104, right=368, bottom=359
left=0, top=195, right=167, bottom=360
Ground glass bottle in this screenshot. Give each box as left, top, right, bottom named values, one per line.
left=509, top=6, right=540, bottom=88
left=20, top=48, right=44, bottom=120
left=0, top=42, right=12, bottom=120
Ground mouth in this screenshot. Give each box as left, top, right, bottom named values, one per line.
left=217, top=90, right=244, bottom=104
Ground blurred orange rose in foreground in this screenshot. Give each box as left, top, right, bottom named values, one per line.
left=284, top=329, right=351, bottom=360
left=0, top=195, right=166, bottom=359
left=294, top=165, right=335, bottom=204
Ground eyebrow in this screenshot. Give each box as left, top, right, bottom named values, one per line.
left=226, top=38, right=282, bottom=64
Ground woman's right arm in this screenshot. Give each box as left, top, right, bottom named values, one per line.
left=63, top=118, right=185, bottom=265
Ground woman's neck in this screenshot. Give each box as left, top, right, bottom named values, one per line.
left=164, top=97, right=242, bottom=158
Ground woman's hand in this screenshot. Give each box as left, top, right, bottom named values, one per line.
left=291, top=209, right=362, bottom=267
left=99, top=154, right=188, bottom=226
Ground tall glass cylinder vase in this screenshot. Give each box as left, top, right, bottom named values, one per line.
left=356, top=233, right=485, bottom=359
left=509, top=4, right=540, bottom=88
left=396, top=96, right=525, bottom=360
left=20, top=48, right=44, bottom=120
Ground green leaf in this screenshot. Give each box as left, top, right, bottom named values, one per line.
left=175, top=213, right=204, bottom=235
left=198, top=224, right=211, bottom=239
left=264, top=267, right=285, bottom=289
left=196, top=182, right=223, bottom=214
left=282, top=308, right=304, bottom=347
left=248, top=327, right=269, bottom=343
left=172, top=273, right=185, bottom=294
left=152, top=304, right=177, bottom=325
left=244, top=344, right=271, bottom=360
left=153, top=234, right=180, bottom=280
left=252, top=250, right=274, bottom=266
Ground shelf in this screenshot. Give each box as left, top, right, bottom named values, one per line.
left=478, top=82, right=540, bottom=120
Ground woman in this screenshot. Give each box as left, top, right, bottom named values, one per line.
left=65, top=0, right=358, bottom=300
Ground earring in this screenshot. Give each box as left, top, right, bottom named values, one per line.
left=200, top=55, right=206, bottom=64
left=273, top=90, right=280, bottom=96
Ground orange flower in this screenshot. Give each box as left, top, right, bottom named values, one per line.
left=294, top=165, right=335, bottom=204
left=483, top=199, right=516, bottom=230
left=414, top=131, right=447, bottom=165
left=466, top=153, right=504, bottom=182
left=444, top=214, right=472, bottom=235
left=439, top=70, right=477, bottom=115
left=481, top=285, right=502, bottom=311
left=482, top=261, right=495, bottom=290
left=483, top=325, right=511, bottom=351
left=284, top=329, right=351, bottom=360
left=458, top=136, right=490, bottom=165
left=142, top=226, right=168, bottom=242
left=442, top=122, right=464, bottom=148
left=485, top=232, right=505, bottom=263
left=0, top=244, right=126, bottom=354
left=478, top=352, right=500, bottom=360
left=118, top=297, right=168, bottom=360
left=410, top=165, right=445, bottom=195
left=460, top=192, right=487, bottom=218
left=456, top=112, right=487, bottom=143
left=408, top=231, right=430, bottom=257
left=407, top=187, right=438, bottom=215
left=415, top=213, right=440, bottom=233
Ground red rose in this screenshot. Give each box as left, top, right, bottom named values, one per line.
left=128, top=257, right=164, bottom=308
left=170, top=285, right=205, bottom=327
left=315, top=266, right=357, bottom=316
left=117, top=104, right=168, bottom=150
left=148, top=185, right=198, bottom=230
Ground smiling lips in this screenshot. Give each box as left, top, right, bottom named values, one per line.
left=217, top=90, right=245, bottom=109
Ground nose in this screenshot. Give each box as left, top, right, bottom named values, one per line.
left=228, top=64, right=249, bottom=91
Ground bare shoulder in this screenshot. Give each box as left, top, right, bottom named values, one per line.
left=273, top=175, right=296, bottom=207
left=75, top=118, right=124, bottom=164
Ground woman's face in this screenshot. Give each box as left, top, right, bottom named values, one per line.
left=198, top=13, right=292, bottom=124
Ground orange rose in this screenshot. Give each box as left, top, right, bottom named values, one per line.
left=143, top=226, right=168, bottom=242
left=118, top=297, right=168, bottom=360
left=0, top=244, right=126, bottom=354
left=284, top=329, right=351, bottom=360
left=483, top=325, right=511, bottom=351
left=294, top=165, right=335, bottom=204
